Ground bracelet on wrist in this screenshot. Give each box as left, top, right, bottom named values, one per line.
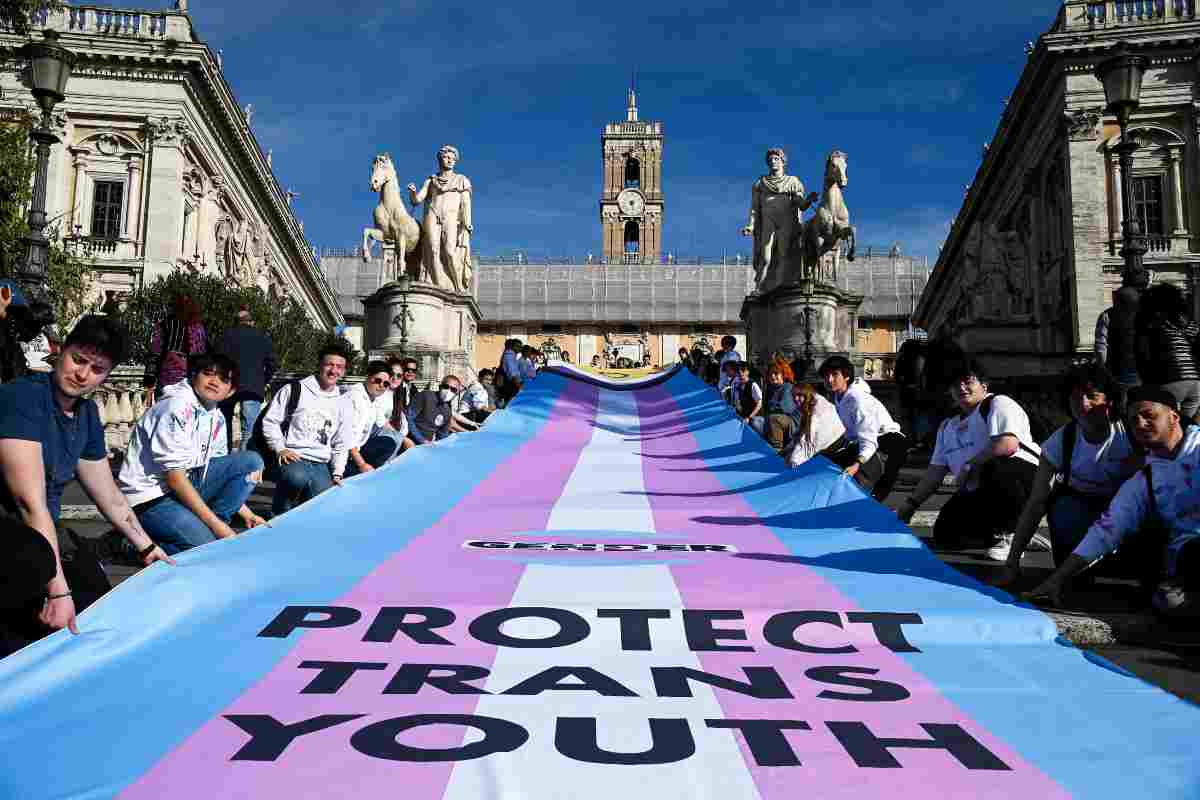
left=47, top=591, right=72, bottom=600
left=138, top=542, right=158, bottom=559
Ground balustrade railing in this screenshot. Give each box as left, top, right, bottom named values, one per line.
left=66, top=6, right=169, bottom=37
left=1074, top=0, right=1195, bottom=27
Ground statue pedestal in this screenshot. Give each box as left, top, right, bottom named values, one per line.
left=363, top=281, right=481, bottom=382
left=740, top=280, right=864, bottom=379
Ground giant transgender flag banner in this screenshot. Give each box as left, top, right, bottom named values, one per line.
left=1, top=366, right=1197, bottom=799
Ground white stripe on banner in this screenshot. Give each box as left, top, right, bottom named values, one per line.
left=442, top=389, right=761, bottom=800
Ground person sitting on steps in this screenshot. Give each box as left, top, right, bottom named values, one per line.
left=996, top=363, right=1137, bottom=578
left=897, top=359, right=1041, bottom=552
left=1026, top=386, right=1200, bottom=619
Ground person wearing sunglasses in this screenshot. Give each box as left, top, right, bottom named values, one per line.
left=341, top=361, right=405, bottom=477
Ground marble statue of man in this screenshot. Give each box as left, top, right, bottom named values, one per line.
left=741, top=147, right=817, bottom=293
left=408, top=145, right=473, bottom=293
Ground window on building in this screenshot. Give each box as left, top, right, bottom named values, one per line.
left=624, top=157, right=641, bottom=189
left=1131, top=175, right=1165, bottom=236
left=90, top=180, right=123, bottom=240
left=624, top=220, right=640, bottom=253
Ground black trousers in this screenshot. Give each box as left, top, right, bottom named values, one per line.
left=933, top=457, right=1038, bottom=549
left=0, top=518, right=56, bottom=659
left=1177, top=539, right=1200, bottom=587
left=871, top=432, right=909, bottom=503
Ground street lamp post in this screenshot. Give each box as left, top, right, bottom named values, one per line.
left=1096, top=41, right=1150, bottom=290
left=394, top=274, right=412, bottom=355
left=1095, top=42, right=1149, bottom=384
left=17, top=30, right=75, bottom=304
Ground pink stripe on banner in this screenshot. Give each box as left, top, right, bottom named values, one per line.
left=120, top=380, right=600, bottom=800
left=636, top=384, right=1071, bottom=800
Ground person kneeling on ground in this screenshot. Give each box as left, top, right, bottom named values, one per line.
left=897, top=359, right=1041, bottom=551
left=261, top=344, right=353, bottom=515
left=1027, top=387, right=1200, bottom=618
left=341, top=361, right=403, bottom=477
left=997, top=364, right=1136, bottom=578
left=786, top=384, right=847, bottom=467
left=119, top=354, right=267, bottom=554
left=731, top=361, right=762, bottom=425
left=819, top=355, right=907, bottom=500
left=0, top=315, right=172, bottom=653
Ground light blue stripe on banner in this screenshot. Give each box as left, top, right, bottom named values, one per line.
left=659, top=369, right=1200, bottom=799
left=0, top=373, right=570, bottom=800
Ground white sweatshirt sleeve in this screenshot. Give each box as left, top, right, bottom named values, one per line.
left=1073, top=469, right=1150, bottom=564
left=330, top=398, right=355, bottom=477
left=843, top=394, right=878, bottom=462
left=261, top=384, right=291, bottom=453
left=148, top=398, right=202, bottom=472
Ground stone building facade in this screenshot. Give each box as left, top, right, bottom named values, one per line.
left=0, top=4, right=341, bottom=328
left=915, top=1, right=1200, bottom=377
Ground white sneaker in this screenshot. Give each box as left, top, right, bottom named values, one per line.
left=985, top=533, right=1013, bottom=562
left=1027, top=531, right=1052, bottom=552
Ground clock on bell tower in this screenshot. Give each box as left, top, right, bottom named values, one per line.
left=601, top=86, right=664, bottom=264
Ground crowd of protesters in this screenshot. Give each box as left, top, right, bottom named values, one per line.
left=0, top=298, right=510, bottom=658
left=4, top=287, right=1199, bottom=660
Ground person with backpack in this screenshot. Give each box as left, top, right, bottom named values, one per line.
left=118, top=353, right=267, bottom=554
left=897, top=359, right=1041, bottom=552
left=143, top=295, right=207, bottom=407
left=257, top=344, right=353, bottom=516
left=996, top=364, right=1136, bottom=579
left=1027, top=386, right=1200, bottom=618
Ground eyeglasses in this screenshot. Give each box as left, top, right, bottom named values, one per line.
left=404, top=368, right=418, bottom=375
left=441, top=385, right=460, bottom=393
left=368, top=377, right=390, bottom=385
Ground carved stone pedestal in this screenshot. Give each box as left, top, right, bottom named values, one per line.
left=740, top=281, right=864, bottom=379
left=363, top=281, right=481, bottom=383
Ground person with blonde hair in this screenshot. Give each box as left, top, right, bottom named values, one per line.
left=786, top=383, right=847, bottom=466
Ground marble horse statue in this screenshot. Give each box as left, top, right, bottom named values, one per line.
left=801, top=149, right=857, bottom=282
left=362, top=153, right=421, bottom=285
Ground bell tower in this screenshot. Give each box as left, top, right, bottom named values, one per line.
left=601, top=85, right=664, bottom=264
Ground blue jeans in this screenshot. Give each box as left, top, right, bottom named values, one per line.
left=221, top=395, right=264, bottom=451
left=345, top=435, right=400, bottom=477
left=137, top=451, right=265, bottom=555
left=272, top=459, right=334, bottom=516
left=1047, top=490, right=1113, bottom=567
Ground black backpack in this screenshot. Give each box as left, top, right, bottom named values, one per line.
left=248, top=379, right=302, bottom=476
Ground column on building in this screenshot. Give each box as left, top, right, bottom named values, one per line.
left=1169, top=146, right=1187, bottom=236
left=124, top=153, right=144, bottom=241
left=69, top=146, right=89, bottom=234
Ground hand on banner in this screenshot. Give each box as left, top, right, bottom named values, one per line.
left=141, top=545, right=174, bottom=567
left=1023, top=576, right=1064, bottom=607
left=332, top=476, right=344, bottom=487
left=844, top=462, right=861, bottom=479
left=243, top=513, right=268, bottom=529
left=40, top=592, right=78, bottom=635
left=211, top=520, right=238, bottom=541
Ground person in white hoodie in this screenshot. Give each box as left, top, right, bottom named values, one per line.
left=119, top=353, right=267, bottom=554
left=262, top=344, right=353, bottom=516
left=819, top=355, right=907, bottom=500
left=342, top=360, right=406, bottom=477
left=1027, top=386, right=1199, bottom=618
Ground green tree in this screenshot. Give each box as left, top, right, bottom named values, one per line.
left=122, top=271, right=356, bottom=375
left=1, top=109, right=99, bottom=337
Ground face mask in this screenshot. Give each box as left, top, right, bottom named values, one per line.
left=440, top=389, right=455, bottom=402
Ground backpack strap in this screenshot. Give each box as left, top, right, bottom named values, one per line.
left=979, top=393, right=1039, bottom=458
left=1060, top=420, right=1077, bottom=487
left=280, top=379, right=303, bottom=437
left=1143, top=464, right=1157, bottom=520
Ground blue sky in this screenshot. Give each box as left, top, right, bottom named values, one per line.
left=177, top=0, right=1059, bottom=262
